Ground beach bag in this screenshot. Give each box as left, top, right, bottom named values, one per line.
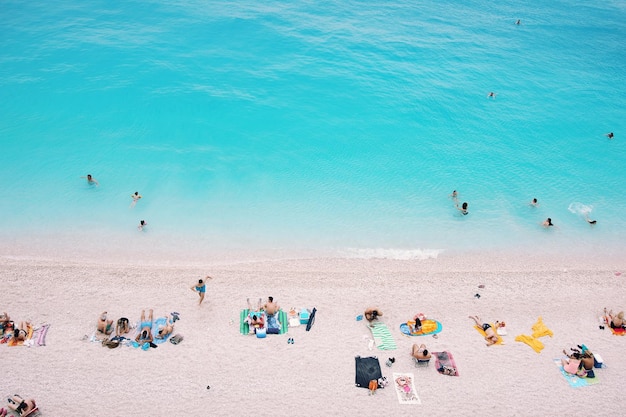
left=170, top=334, right=184, bottom=345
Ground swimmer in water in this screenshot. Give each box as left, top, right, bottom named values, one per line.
left=530, top=198, right=538, bottom=206
left=584, top=214, right=597, bottom=225
left=606, top=132, right=614, bottom=139
left=487, top=92, right=496, bottom=99
left=81, top=174, right=99, bottom=186
left=130, top=191, right=142, bottom=208
left=542, top=218, right=554, bottom=227
left=456, top=201, right=468, bottom=215
left=138, top=220, right=147, bottom=231
left=515, top=19, right=521, bottom=25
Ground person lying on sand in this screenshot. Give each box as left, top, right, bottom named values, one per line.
left=7, top=394, right=36, bottom=416
left=469, top=316, right=499, bottom=345
left=156, top=314, right=175, bottom=339
left=605, top=309, right=625, bottom=329
left=135, top=309, right=154, bottom=343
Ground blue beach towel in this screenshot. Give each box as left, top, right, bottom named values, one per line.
left=152, top=317, right=172, bottom=344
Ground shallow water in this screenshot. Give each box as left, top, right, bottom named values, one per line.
left=1, top=0, right=625, bottom=262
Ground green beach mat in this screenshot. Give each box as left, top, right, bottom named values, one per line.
left=369, top=322, right=397, bottom=350
left=239, top=309, right=288, bottom=335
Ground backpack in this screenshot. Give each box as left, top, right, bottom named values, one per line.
left=170, top=334, right=184, bottom=345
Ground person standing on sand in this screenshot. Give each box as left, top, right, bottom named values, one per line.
left=191, top=276, right=212, bottom=305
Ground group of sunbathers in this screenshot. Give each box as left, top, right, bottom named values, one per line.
left=561, top=345, right=598, bottom=378
left=245, top=296, right=281, bottom=334
left=0, top=312, right=33, bottom=346
left=97, top=309, right=178, bottom=347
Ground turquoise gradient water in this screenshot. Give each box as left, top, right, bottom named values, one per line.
left=1, top=0, right=625, bottom=262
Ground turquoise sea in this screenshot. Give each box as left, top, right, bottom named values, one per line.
left=1, top=0, right=625, bottom=262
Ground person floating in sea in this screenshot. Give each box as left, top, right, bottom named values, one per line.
left=542, top=217, right=554, bottom=227
left=130, top=191, right=142, bottom=208
left=138, top=220, right=148, bottom=231
left=515, top=19, right=521, bottom=25
left=530, top=198, right=539, bottom=206
left=606, top=132, right=614, bottom=139
left=81, top=174, right=99, bottom=186
left=487, top=92, right=496, bottom=99
left=456, top=201, right=469, bottom=215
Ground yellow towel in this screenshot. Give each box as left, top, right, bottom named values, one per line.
left=531, top=316, right=553, bottom=338
left=473, top=324, right=504, bottom=345
left=515, top=334, right=544, bottom=353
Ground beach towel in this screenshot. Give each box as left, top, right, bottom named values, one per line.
left=24, top=324, right=49, bottom=347
left=368, top=322, right=397, bottom=350
left=400, top=319, right=442, bottom=337
left=433, top=351, right=459, bottom=376
left=553, top=359, right=600, bottom=388
left=355, top=356, right=382, bottom=388
left=514, top=334, right=544, bottom=353
left=473, top=324, right=504, bottom=345
left=393, top=373, right=421, bottom=404
left=531, top=317, right=553, bottom=338
left=610, top=327, right=625, bottom=336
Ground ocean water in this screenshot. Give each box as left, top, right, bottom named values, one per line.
left=1, top=0, right=625, bottom=262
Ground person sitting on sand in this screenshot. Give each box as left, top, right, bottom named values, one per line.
left=156, top=313, right=175, bottom=339
left=563, top=346, right=595, bottom=376
left=468, top=316, right=499, bottom=345
left=135, top=309, right=154, bottom=343
left=0, top=312, right=11, bottom=333
left=412, top=343, right=432, bottom=361
left=364, top=307, right=383, bottom=322
left=263, top=296, right=280, bottom=316
left=115, top=317, right=130, bottom=336
left=605, top=309, right=625, bottom=329
left=7, top=395, right=36, bottom=416
left=97, top=312, right=114, bottom=336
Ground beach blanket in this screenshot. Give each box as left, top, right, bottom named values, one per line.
left=610, top=327, right=625, bottom=336
left=393, top=373, right=421, bottom=404
left=240, top=309, right=288, bottom=335
left=433, top=351, right=459, bottom=376
left=368, top=322, right=397, bottom=350
left=473, top=324, right=504, bottom=345
left=400, top=319, right=442, bottom=336
left=355, top=356, right=382, bottom=388
left=553, top=359, right=600, bottom=388
left=26, top=324, right=50, bottom=347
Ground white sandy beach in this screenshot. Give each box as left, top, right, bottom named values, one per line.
left=2, top=252, right=626, bottom=417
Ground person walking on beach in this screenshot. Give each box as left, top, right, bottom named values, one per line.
left=81, top=174, right=99, bottom=186
left=191, top=276, right=212, bottom=305
left=130, top=191, right=142, bottom=208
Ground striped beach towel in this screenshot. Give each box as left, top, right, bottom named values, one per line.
left=369, top=322, right=397, bottom=350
